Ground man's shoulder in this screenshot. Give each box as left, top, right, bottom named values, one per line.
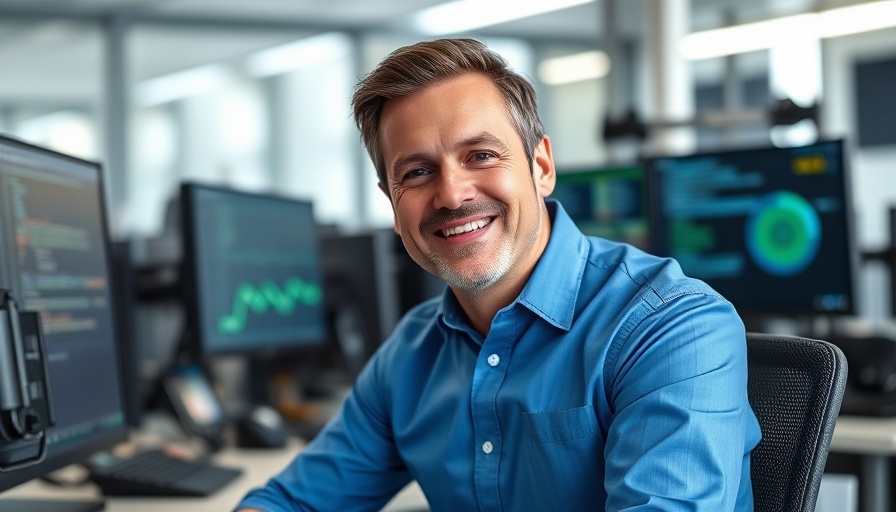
left=583, top=237, right=728, bottom=309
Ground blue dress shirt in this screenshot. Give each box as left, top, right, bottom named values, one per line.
left=236, top=200, right=761, bottom=511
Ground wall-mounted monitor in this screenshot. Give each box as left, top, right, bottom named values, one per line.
left=646, top=139, right=856, bottom=316
left=552, top=164, right=650, bottom=251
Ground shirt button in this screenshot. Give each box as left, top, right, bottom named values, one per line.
left=487, top=354, right=500, bottom=367
left=482, top=441, right=494, bottom=454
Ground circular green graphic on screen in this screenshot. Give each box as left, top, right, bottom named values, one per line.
left=745, top=191, right=820, bottom=276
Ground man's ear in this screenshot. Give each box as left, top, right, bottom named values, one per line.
left=377, top=181, right=401, bottom=235
left=532, top=135, right=556, bottom=198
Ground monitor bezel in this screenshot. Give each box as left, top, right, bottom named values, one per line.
left=644, top=138, right=859, bottom=317
left=0, top=133, right=129, bottom=494
left=179, top=181, right=330, bottom=361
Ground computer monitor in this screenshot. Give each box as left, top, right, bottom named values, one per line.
left=179, top=182, right=328, bottom=359
left=552, top=163, right=650, bottom=251
left=647, top=139, right=857, bottom=316
left=0, top=134, right=127, bottom=511
left=320, top=228, right=445, bottom=377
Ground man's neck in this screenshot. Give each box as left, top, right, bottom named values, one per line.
left=452, top=205, right=554, bottom=337
left=453, top=283, right=525, bottom=338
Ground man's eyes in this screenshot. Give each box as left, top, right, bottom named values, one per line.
left=402, top=168, right=431, bottom=181
left=399, top=152, right=496, bottom=181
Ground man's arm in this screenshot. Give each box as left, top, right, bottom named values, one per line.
left=603, top=293, right=761, bottom=510
left=233, top=351, right=413, bottom=511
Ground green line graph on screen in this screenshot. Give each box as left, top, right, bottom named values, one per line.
left=217, top=277, right=323, bottom=335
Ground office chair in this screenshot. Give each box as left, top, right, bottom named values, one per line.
left=746, top=333, right=848, bottom=512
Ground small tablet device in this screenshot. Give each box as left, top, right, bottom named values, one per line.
left=162, top=364, right=225, bottom=449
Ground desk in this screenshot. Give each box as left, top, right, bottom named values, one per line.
left=830, top=415, right=896, bottom=512
left=2, top=439, right=429, bottom=511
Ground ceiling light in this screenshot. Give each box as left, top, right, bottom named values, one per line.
left=682, top=0, right=896, bottom=60
left=413, top=0, right=595, bottom=35
left=136, top=64, right=233, bottom=106
left=245, top=33, right=350, bottom=77
left=818, top=0, right=896, bottom=38
left=538, top=50, right=611, bottom=85
left=681, top=14, right=819, bottom=60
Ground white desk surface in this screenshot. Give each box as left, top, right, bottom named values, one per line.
left=7, top=413, right=890, bottom=511
left=3, top=438, right=428, bottom=512
left=831, top=415, right=896, bottom=455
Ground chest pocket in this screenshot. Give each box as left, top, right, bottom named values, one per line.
left=513, top=405, right=605, bottom=510
left=522, top=405, right=598, bottom=442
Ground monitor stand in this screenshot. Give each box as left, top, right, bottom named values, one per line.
left=0, top=499, right=104, bottom=512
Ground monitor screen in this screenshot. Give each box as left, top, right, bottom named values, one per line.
left=552, top=164, right=650, bottom=251
left=0, top=135, right=127, bottom=496
left=647, top=139, right=856, bottom=315
left=180, top=183, right=327, bottom=357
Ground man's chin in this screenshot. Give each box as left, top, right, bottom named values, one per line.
left=437, top=265, right=504, bottom=295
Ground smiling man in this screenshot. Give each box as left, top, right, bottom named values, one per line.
left=235, top=38, right=760, bottom=512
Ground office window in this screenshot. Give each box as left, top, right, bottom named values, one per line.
left=0, top=20, right=102, bottom=159
left=125, top=26, right=373, bottom=235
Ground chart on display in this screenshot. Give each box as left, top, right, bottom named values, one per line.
left=647, top=139, right=856, bottom=315
left=180, top=183, right=327, bottom=356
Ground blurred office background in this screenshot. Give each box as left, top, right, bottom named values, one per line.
left=2, top=0, right=895, bottom=356
left=3, top=0, right=896, bottom=330
left=2, top=1, right=896, bottom=509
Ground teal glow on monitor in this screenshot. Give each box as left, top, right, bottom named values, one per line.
left=552, top=164, right=649, bottom=251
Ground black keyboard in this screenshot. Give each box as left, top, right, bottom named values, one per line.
left=88, top=449, right=242, bottom=497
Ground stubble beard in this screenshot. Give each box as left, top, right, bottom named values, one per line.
left=427, top=201, right=542, bottom=296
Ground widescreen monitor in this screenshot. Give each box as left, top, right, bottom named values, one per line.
left=0, top=134, right=127, bottom=510
left=179, top=183, right=328, bottom=359
left=552, top=164, right=650, bottom=251
left=647, top=139, right=856, bottom=315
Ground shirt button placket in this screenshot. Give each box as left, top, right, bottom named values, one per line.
left=472, top=319, right=512, bottom=511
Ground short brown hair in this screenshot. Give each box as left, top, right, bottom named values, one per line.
left=351, top=38, right=545, bottom=190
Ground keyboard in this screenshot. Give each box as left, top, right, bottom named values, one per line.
left=88, top=449, right=243, bottom=497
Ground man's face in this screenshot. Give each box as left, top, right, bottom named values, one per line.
left=378, top=72, right=555, bottom=295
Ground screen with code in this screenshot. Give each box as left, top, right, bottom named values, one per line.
left=0, top=134, right=126, bottom=495
left=647, top=140, right=856, bottom=315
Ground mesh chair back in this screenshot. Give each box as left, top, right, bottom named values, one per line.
left=747, top=333, right=847, bottom=512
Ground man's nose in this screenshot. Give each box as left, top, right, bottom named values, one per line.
left=433, top=165, right=476, bottom=210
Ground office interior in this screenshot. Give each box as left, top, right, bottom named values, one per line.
left=1, top=0, right=896, bottom=511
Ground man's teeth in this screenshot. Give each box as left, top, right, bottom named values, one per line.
left=442, top=218, right=491, bottom=237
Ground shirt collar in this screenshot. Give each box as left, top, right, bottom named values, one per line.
left=516, top=200, right=588, bottom=331
left=439, top=200, right=588, bottom=333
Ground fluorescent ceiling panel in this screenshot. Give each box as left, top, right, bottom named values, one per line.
left=682, top=0, right=896, bottom=60
left=244, top=33, right=350, bottom=77
left=136, top=64, right=234, bottom=106
left=414, top=0, right=595, bottom=35
left=538, top=50, right=611, bottom=85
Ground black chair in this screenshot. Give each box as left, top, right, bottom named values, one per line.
left=746, top=333, right=848, bottom=512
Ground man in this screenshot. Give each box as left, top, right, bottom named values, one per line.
left=236, top=38, right=760, bottom=511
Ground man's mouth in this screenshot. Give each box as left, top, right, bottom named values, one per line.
left=441, top=217, right=493, bottom=238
